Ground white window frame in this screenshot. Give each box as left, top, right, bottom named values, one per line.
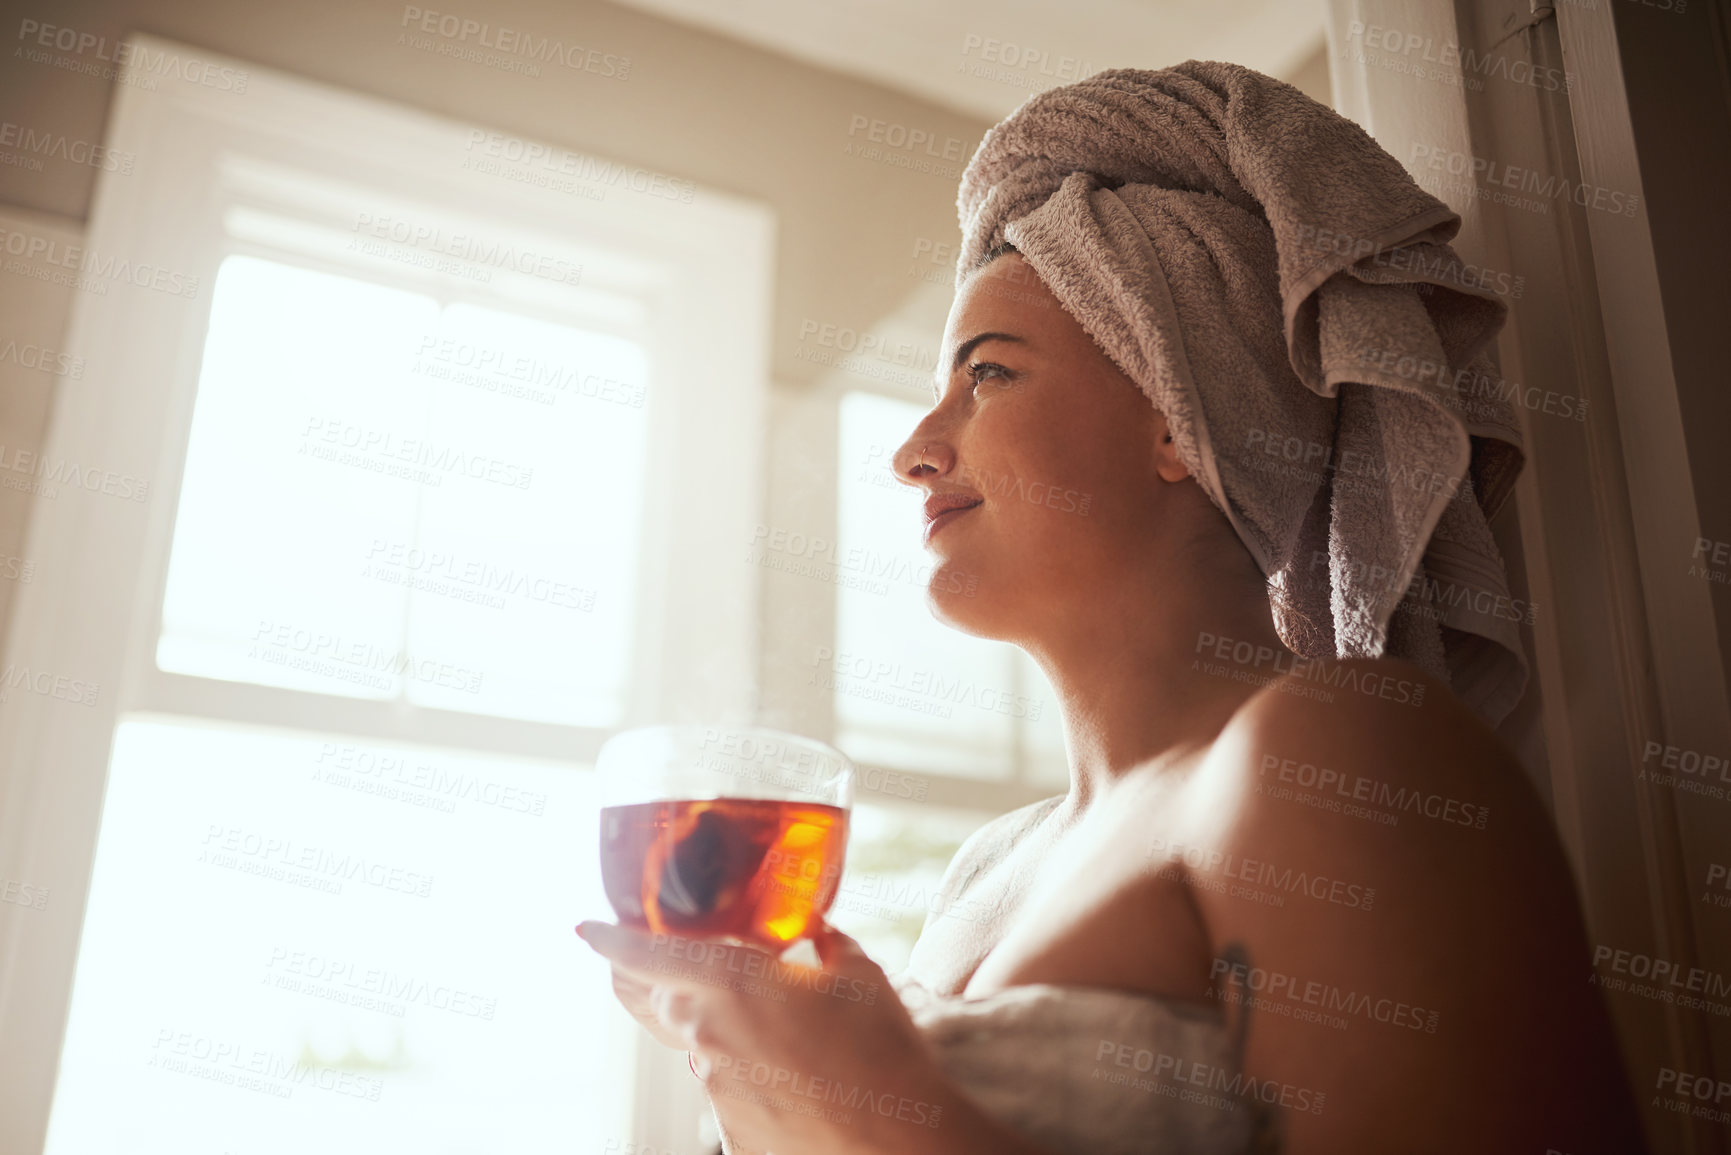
left=823, top=377, right=1071, bottom=812
left=0, top=33, right=774, bottom=1155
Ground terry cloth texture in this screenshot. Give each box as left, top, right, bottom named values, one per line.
left=956, top=61, right=1528, bottom=724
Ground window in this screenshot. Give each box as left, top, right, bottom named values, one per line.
left=47, top=720, right=626, bottom=1155
left=2, top=34, right=772, bottom=1155
left=48, top=238, right=653, bottom=1149
left=833, top=391, right=1068, bottom=781
left=815, top=390, right=1072, bottom=971
left=157, top=255, right=650, bottom=726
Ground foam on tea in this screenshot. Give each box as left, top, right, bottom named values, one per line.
left=600, top=798, right=847, bottom=945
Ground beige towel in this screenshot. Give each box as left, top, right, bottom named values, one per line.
left=893, top=974, right=1276, bottom=1154
left=957, top=61, right=1528, bottom=726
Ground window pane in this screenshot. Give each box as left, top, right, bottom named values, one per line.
left=158, top=256, right=434, bottom=700
left=399, top=302, right=650, bottom=724
left=44, top=718, right=631, bottom=1155
left=157, top=257, right=650, bottom=726
left=834, top=391, right=1032, bottom=779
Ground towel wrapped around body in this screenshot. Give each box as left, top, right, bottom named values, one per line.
left=957, top=61, right=1529, bottom=725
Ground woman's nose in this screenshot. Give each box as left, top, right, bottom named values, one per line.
left=891, top=428, right=955, bottom=488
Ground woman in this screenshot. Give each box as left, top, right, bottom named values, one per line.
left=580, top=62, right=1645, bottom=1154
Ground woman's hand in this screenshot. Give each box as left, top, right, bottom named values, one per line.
left=603, top=958, right=690, bottom=1052
left=576, top=919, right=951, bottom=1155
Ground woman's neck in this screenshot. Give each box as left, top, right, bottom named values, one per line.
left=1021, top=547, right=1289, bottom=813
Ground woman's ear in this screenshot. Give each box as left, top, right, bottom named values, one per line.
left=1150, top=412, right=1191, bottom=483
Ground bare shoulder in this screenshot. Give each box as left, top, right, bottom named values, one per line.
left=1174, top=657, right=1642, bottom=1150
left=1186, top=654, right=1574, bottom=922
left=1211, top=655, right=1543, bottom=833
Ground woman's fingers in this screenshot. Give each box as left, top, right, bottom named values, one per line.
left=576, top=920, right=661, bottom=968
left=575, top=920, right=690, bottom=986
left=649, top=984, right=699, bottom=1036
left=808, top=920, right=867, bottom=970
left=808, top=922, right=891, bottom=988
left=579, top=921, right=791, bottom=997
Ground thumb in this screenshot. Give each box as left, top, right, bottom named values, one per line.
left=809, top=920, right=871, bottom=971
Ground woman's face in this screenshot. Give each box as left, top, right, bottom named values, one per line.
left=893, top=252, right=1186, bottom=640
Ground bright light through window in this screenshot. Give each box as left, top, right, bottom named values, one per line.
left=43, top=718, right=630, bottom=1155
left=834, top=391, right=1067, bottom=781
left=157, top=255, right=650, bottom=727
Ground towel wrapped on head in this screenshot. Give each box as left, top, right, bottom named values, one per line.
left=957, top=60, right=1529, bottom=726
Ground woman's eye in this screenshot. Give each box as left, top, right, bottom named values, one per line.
left=968, top=362, right=1012, bottom=389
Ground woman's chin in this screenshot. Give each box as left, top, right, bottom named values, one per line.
left=924, top=577, right=999, bottom=638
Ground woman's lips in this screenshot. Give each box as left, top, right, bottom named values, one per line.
left=924, top=502, right=981, bottom=545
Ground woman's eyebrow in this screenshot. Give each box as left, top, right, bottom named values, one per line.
left=931, top=331, right=1027, bottom=401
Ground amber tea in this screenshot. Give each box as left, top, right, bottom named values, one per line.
left=600, top=796, right=848, bottom=945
